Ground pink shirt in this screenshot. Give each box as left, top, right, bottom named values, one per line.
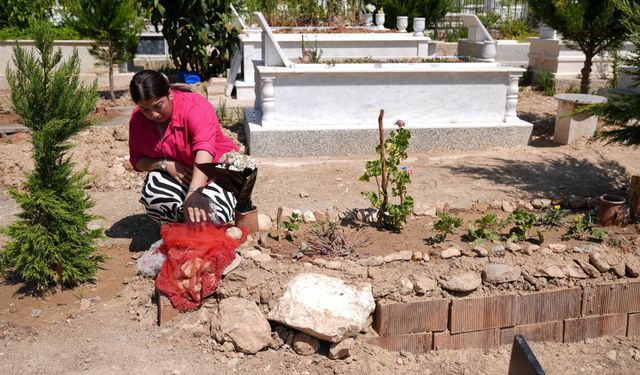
left=128, top=89, right=238, bottom=171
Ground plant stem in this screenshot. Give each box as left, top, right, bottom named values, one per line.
left=378, top=109, right=387, bottom=224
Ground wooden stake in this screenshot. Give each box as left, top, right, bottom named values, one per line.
left=378, top=109, right=387, bottom=224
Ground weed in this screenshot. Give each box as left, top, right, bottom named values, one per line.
left=280, top=212, right=303, bottom=241
left=505, top=208, right=539, bottom=242
left=538, top=204, right=569, bottom=227
left=537, top=70, right=555, bottom=96
left=307, top=223, right=371, bottom=256
left=520, top=66, right=533, bottom=87
left=301, top=35, right=323, bottom=63
left=432, top=212, right=463, bottom=243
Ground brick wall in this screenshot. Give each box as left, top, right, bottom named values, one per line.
left=369, top=280, right=640, bottom=353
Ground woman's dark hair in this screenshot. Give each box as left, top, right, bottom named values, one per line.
left=129, top=70, right=170, bottom=103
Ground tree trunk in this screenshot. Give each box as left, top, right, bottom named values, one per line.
left=630, top=175, right=640, bottom=222
left=108, top=40, right=115, bottom=101
left=580, top=52, right=594, bottom=94
left=378, top=109, right=387, bottom=225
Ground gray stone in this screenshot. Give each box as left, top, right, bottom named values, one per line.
left=472, top=245, right=488, bottom=257
left=214, top=297, right=272, bottom=354
left=79, top=298, right=92, bottom=311
left=505, top=242, right=522, bottom=252
left=299, top=191, right=310, bottom=198
left=440, top=247, right=461, bottom=259
left=326, top=207, right=341, bottom=224
left=413, top=203, right=437, bottom=217
left=537, top=265, right=566, bottom=278
left=410, top=274, right=438, bottom=294
left=355, top=208, right=378, bottom=223
left=268, top=273, right=375, bottom=343
left=302, top=210, right=316, bottom=223
left=383, top=250, right=413, bottom=263
left=258, top=213, right=272, bottom=231
left=483, top=263, right=521, bottom=284
left=571, top=246, right=584, bottom=253
left=397, top=277, right=414, bottom=295
left=31, top=309, right=42, bottom=318
left=325, top=261, right=342, bottom=270
left=548, top=243, right=567, bottom=253
left=607, top=350, right=618, bottom=362
left=439, top=272, right=482, bottom=292
left=253, top=253, right=272, bottom=263
left=574, top=259, right=600, bottom=278
left=293, top=332, right=320, bottom=356
left=626, top=262, right=640, bottom=278
left=501, top=201, right=516, bottom=213
left=590, top=252, right=611, bottom=273
left=329, top=338, right=355, bottom=359
left=368, top=256, right=385, bottom=266
left=412, top=252, right=423, bottom=261
left=518, top=200, right=535, bottom=211
left=562, top=264, right=589, bottom=279
left=612, top=263, right=626, bottom=278
left=531, top=199, right=552, bottom=209
left=312, top=258, right=327, bottom=267
left=490, top=244, right=506, bottom=257
left=225, top=227, right=243, bottom=240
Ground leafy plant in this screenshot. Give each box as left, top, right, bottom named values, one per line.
left=562, top=214, right=608, bottom=241
left=537, top=70, right=555, bottom=96
left=63, top=0, right=145, bottom=101
left=301, top=35, right=323, bottom=63
left=307, top=223, right=371, bottom=256
left=538, top=204, right=569, bottom=227
left=467, top=213, right=503, bottom=243
left=477, top=11, right=501, bottom=31
left=519, top=65, right=533, bottom=87
left=431, top=211, right=463, bottom=243
left=280, top=212, right=303, bottom=241
left=360, top=111, right=414, bottom=231
left=0, top=0, right=55, bottom=29
left=143, top=0, right=241, bottom=79
left=505, top=208, right=540, bottom=242
left=1, top=22, right=105, bottom=291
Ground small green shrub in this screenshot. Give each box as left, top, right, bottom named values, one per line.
left=505, top=208, right=541, bottom=243
left=537, top=70, right=556, bottom=96
left=519, top=66, right=533, bottom=87
left=301, top=35, right=323, bottom=63
left=0, top=24, right=84, bottom=41
left=467, top=213, right=503, bottom=243
left=498, top=19, right=530, bottom=41
left=432, top=211, right=463, bottom=243
left=562, top=214, right=608, bottom=242
left=280, top=212, right=303, bottom=242
left=477, top=11, right=501, bottom=31
left=444, top=26, right=468, bottom=42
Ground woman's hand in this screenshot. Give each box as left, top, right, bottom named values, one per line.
left=167, top=160, right=193, bottom=186
left=183, top=190, right=211, bottom=224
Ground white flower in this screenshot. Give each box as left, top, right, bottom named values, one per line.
left=365, top=3, right=376, bottom=13
left=217, top=151, right=256, bottom=172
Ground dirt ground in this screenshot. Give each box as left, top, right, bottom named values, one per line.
left=1, top=86, right=640, bottom=374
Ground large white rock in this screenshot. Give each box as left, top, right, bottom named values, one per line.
left=268, top=273, right=375, bottom=343
left=213, top=297, right=272, bottom=354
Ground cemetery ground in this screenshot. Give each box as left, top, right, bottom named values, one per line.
left=0, top=87, right=640, bottom=374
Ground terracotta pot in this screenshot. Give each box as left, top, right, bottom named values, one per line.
left=235, top=207, right=259, bottom=234
left=598, top=194, right=626, bottom=226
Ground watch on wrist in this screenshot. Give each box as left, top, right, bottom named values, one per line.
left=160, top=158, right=167, bottom=171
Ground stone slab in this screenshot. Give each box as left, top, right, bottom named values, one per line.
left=367, top=333, right=433, bottom=354
left=563, top=314, right=627, bottom=342
left=517, top=288, right=582, bottom=325
left=433, top=329, right=500, bottom=350
left=582, top=281, right=640, bottom=316
left=245, top=108, right=533, bottom=157
left=627, top=313, right=640, bottom=337
left=450, top=294, right=518, bottom=334
left=500, top=321, right=563, bottom=345
left=373, top=299, right=449, bottom=337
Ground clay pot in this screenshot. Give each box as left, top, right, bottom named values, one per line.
left=598, top=194, right=626, bottom=226
left=235, top=207, right=259, bottom=234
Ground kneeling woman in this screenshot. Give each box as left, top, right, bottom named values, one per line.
left=128, top=70, right=237, bottom=224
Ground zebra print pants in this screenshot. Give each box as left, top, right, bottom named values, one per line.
left=139, top=170, right=237, bottom=225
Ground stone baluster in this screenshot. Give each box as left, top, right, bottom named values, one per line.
left=504, top=73, right=521, bottom=122
left=261, top=77, right=275, bottom=125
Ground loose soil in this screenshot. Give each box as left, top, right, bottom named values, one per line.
left=1, top=87, right=640, bottom=374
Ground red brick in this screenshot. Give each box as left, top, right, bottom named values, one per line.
left=582, top=281, right=640, bottom=316
left=157, top=291, right=180, bottom=325
left=450, top=294, right=517, bottom=334
left=373, top=299, right=449, bottom=336
left=517, top=288, right=581, bottom=325
left=433, top=329, right=500, bottom=350
left=500, top=321, right=563, bottom=345
left=563, top=314, right=627, bottom=342
left=627, top=313, right=640, bottom=337
left=367, top=333, right=433, bottom=354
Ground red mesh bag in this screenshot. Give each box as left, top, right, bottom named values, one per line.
left=155, top=223, right=246, bottom=311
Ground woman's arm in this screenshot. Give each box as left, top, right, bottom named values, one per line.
left=136, top=157, right=192, bottom=186
left=183, top=150, right=214, bottom=223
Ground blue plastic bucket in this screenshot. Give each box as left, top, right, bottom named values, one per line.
left=179, top=71, right=201, bottom=85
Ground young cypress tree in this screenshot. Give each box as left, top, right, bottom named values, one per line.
left=1, top=22, right=104, bottom=292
